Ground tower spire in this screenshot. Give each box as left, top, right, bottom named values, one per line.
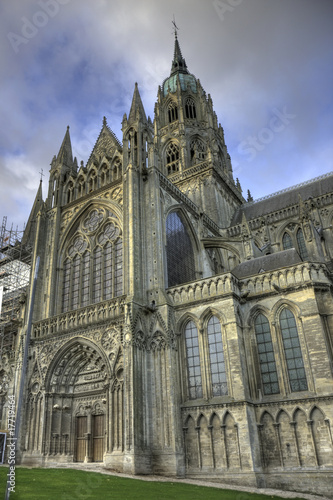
left=170, top=23, right=188, bottom=76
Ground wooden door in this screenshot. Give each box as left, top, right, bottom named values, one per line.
left=75, top=416, right=87, bottom=462
left=92, top=414, right=105, bottom=462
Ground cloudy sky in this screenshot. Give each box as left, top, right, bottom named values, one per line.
left=1, top=0, right=332, bottom=230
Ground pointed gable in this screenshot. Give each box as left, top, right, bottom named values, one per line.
left=86, top=117, right=122, bottom=172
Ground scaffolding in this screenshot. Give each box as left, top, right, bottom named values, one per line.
left=0, top=216, right=32, bottom=361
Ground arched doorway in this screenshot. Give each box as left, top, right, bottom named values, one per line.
left=43, top=339, right=110, bottom=463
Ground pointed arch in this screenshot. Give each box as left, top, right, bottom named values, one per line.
left=254, top=313, right=279, bottom=395
left=296, top=228, right=308, bottom=260
left=185, top=97, right=197, bottom=120
left=282, top=232, right=293, bottom=250
left=279, top=308, right=308, bottom=392
left=310, top=406, right=333, bottom=466
left=184, top=415, right=199, bottom=469
left=166, top=209, right=196, bottom=287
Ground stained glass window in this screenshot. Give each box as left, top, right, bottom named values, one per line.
left=282, top=232, right=293, bottom=250
left=280, top=309, right=308, bottom=392
left=207, top=316, right=228, bottom=396
left=61, top=213, right=123, bottom=312
left=296, top=229, right=308, bottom=260
left=166, top=211, right=196, bottom=287
left=185, top=321, right=202, bottom=400
left=254, top=314, right=279, bottom=395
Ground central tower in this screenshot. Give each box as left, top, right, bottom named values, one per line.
left=154, top=33, right=244, bottom=226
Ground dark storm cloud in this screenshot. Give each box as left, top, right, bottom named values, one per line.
left=0, top=0, right=332, bottom=228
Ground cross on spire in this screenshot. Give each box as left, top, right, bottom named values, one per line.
left=39, top=168, right=44, bottom=182
left=172, top=15, right=179, bottom=37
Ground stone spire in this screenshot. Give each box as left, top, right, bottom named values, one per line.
left=128, top=82, right=147, bottom=124
left=56, top=126, right=73, bottom=167
left=170, top=32, right=188, bottom=76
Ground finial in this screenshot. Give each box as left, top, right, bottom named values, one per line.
left=172, top=15, right=179, bottom=37
left=39, top=168, right=44, bottom=182
left=103, top=116, right=107, bottom=126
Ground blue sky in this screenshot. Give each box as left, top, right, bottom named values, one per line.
left=1, top=0, right=332, bottom=230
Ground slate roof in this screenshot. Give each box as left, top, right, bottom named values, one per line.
left=231, top=249, right=302, bottom=279
left=231, top=172, right=333, bottom=225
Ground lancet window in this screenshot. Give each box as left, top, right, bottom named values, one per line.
left=168, top=101, right=178, bottom=123
left=62, top=209, right=122, bottom=312
left=282, top=227, right=308, bottom=260
left=166, top=211, right=196, bottom=287
left=254, top=313, right=279, bottom=395
left=279, top=308, right=308, bottom=392
left=184, top=315, right=228, bottom=400
left=166, top=143, right=180, bottom=175
left=185, top=97, right=196, bottom=119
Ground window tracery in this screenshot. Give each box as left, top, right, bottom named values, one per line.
left=282, top=227, right=308, bottom=260
left=165, top=142, right=180, bottom=175
left=168, top=101, right=178, bottom=123
left=61, top=209, right=122, bottom=312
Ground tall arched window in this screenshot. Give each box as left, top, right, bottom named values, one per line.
left=168, top=101, right=178, bottom=123
left=254, top=314, right=279, bottom=395
left=166, top=211, right=196, bottom=287
left=280, top=309, right=308, bottom=392
left=185, top=97, right=196, bottom=119
left=207, top=316, right=227, bottom=396
left=185, top=321, right=202, bottom=400
left=166, top=143, right=180, bottom=175
left=296, top=228, right=308, bottom=260
left=61, top=211, right=123, bottom=312
left=282, top=232, right=293, bottom=250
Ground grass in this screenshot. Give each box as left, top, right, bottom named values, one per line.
left=0, top=467, right=307, bottom=500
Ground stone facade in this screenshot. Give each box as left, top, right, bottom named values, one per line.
left=1, top=35, right=333, bottom=497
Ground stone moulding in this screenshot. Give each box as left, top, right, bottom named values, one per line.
left=32, top=295, right=126, bottom=339
left=166, top=263, right=329, bottom=306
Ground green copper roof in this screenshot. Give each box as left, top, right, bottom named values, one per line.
left=163, top=34, right=197, bottom=96
left=163, top=73, right=197, bottom=96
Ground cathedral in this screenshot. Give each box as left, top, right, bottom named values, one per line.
left=1, top=34, right=333, bottom=497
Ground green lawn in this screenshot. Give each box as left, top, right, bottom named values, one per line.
left=0, top=467, right=306, bottom=500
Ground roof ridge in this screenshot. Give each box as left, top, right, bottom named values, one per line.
left=244, top=171, right=333, bottom=207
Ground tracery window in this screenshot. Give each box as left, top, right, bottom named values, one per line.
left=254, top=313, right=279, bottom=395
left=166, top=143, right=180, bottom=175
left=279, top=309, right=308, bottom=392
left=166, top=211, right=196, bottom=287
left=190, top=138, right=206, bottom=164
left=185, top=97, right=196, bottom=119
left=185, top=321, right=202, bottom=399
left=168, top=101, right=178, bottom=123
left=281, top=227, right=308, bottom=260
left=61, top=209, right=122, bottom=312
left=207, top=316, right=228, bottom=396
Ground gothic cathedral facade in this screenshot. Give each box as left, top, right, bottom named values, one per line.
left=2, top=35, right=333, bottom=496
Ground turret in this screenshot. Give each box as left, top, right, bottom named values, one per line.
left=47, top=126, right=76, bottom=209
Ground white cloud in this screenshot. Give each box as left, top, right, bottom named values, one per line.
left=0, top=0, right=332, bottom=229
